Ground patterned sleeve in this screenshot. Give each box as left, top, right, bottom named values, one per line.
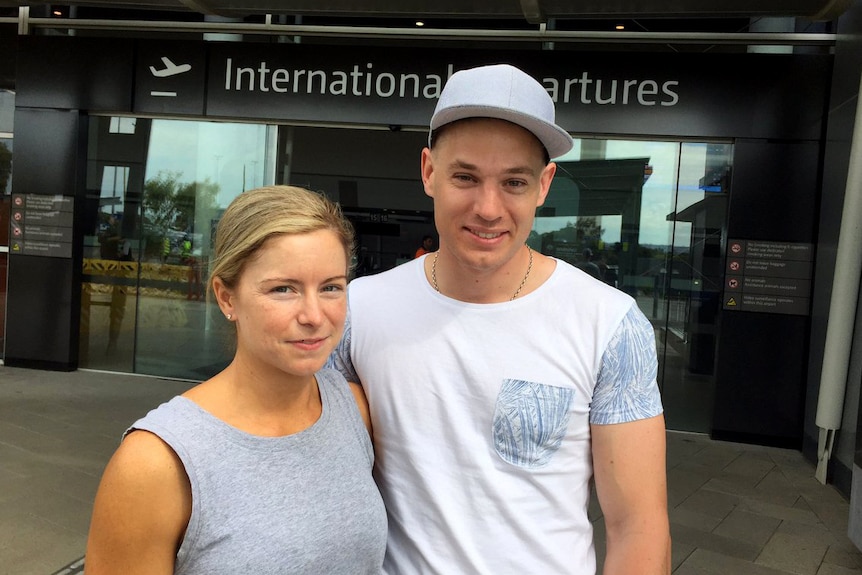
left=590, top=303, right=663, bottom=425
left=325, top=305, right=360, bottom=385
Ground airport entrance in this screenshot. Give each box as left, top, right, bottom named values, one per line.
left=79, top=116, right=731, bottom=433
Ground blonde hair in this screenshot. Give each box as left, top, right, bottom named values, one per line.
left=208, top=185, right=355, bottom=295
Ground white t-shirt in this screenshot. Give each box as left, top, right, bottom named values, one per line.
left=329, top=256, right=663, bottom=575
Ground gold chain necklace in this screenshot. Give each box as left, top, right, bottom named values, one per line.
left=431, top=246, right=533, bottom=301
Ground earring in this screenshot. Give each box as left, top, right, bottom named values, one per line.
left=226, top=314, right=232, bottom=320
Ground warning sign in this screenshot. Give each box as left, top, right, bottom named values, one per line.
left=9, top=194, right=75, bottom=259
left=723, top=239, right=813, bottom=316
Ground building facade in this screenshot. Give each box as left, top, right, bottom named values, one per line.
left=1, top=0, right=862, bottom=518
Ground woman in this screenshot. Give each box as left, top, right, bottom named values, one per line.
left=85, top=186, right=386, bottom=574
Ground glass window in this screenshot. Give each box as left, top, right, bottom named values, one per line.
left=78, top=117, right=733, bottom=436
left=542, top=138, right=732, bottom=433
left=109, top=117, right=137, bottom=134
left=80, top=117, right=276, bottom=378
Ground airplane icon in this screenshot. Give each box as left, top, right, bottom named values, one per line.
left=149, top=57, right=192, bottom=78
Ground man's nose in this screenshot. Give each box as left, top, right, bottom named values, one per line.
left=473, top=183, right=504, bottom=221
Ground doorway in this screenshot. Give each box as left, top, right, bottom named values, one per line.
left=78, top=118, right=734, bottom=435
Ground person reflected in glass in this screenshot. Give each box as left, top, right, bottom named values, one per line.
left=86, top=185, right=386, bottom=575
left=181, top=234, right=203, bottom=300
left=414, top=235, right=435, bottom=259
left=578, top=247, right=603, bottom=280
left=98, top=212, right=129, bottom=354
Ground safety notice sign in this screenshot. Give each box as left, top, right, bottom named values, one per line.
left=723, top=239, right=813, bottom=316
left=9, top=194, right=75, bottom=258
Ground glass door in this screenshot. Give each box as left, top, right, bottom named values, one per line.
left=539, top=138, right=732, bottom=433
left=80, top=116, right=277, bottom=378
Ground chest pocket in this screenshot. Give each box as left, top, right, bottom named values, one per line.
left=492, top=379, right=574, bottom=469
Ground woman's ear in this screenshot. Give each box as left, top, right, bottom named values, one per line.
left=212, top=276, right=234, bottom=319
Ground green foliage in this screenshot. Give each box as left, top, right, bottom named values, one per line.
left=143, top=170, right=220, bottom=232
left=141, top=170, right=220, bottom=260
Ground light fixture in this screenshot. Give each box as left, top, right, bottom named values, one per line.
left=415, top=21, right=425, bottom=27
left=53, top=9, right=63, bottom=16
left=615, top=24, right=625, bottom=30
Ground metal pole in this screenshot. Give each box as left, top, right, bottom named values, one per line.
left=816, top=70, right=862, bottom=484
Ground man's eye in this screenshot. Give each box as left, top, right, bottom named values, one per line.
left=272, top=286, right=291, bottom=293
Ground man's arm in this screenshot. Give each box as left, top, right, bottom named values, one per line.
left=326, top=301, right=360, bottom=384
left=591, top=414, right=671, bottom=575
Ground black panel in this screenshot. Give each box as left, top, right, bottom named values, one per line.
left=5, top=110, right=84, bottom=369
left=16, top=36, right=134, bottom=111
left=12, top=109, right=80, bottom=194
left=0, top=27, right=16, bottom=90
left=5, top=254, right=77, bottom=366
left=713, top=140, right=821, bottom=447
left=727, top=141, right=820, bottom=242
left=712, top=312, right=810, bottom=448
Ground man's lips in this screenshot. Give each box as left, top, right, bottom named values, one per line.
left=468, top=228, right=505, bottom=240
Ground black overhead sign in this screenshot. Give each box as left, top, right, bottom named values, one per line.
left=201, top=43, right=829, bottom=140
left=18, top=36, right=831, bottom=142
left=135, top=42, right=207, bottom=115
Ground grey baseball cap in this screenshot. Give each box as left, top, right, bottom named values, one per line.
left=429, top=63, right=574, bottom=159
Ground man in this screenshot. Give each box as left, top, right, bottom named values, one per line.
left=329, top=63, right=670, bottom=574
left=579, top=247, right=603, bottom=280
left=414, top=234, right=435, bottom=259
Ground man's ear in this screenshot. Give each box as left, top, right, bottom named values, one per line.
left=536, top=162, right=557, bottom=207
left=421, top=147, right=435, bottom=199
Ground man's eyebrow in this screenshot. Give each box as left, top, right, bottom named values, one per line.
left=448, top=159, right=478, bottom=171
left=447, top=159, right=538, bottom=176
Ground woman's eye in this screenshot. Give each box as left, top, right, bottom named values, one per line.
left=323, top=284, right=345, bottom=293
left=272, top=286, right=291, bottom=293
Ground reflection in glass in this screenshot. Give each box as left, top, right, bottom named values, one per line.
left=541, top=139, right=732, bottom=433
left=77, top=118, right=734, bottom=435
left=80, top=118, right=274, bottom=379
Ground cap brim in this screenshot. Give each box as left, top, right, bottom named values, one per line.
left=430, top=104, right=574, bottom=159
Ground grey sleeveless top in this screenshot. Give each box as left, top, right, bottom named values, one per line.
left=128, top=369, right=386, bottom=574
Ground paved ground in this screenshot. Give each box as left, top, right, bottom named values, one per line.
left=1, top=364, right=861, bottom=574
